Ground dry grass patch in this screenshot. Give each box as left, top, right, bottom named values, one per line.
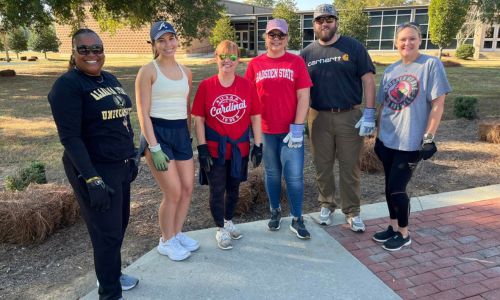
left=0, top=183, right=79, bottom=244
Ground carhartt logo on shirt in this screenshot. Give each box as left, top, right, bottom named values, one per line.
left=255, top=68, right=294, bottom=83
left=307, top=56, right=343, bottom=67
left=210, top=94, right=247, bottom=124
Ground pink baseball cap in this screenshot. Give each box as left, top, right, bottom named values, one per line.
left=265, top=19, right=288, bottom=34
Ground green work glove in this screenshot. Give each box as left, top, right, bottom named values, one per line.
left=149, top=144, right=170, bottom=171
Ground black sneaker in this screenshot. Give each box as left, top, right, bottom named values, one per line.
left=382, top=232, right=411, bottom=251
left=373, top=225, right=396, bottom=243
left=268, top=208, right=282, bottom=231
left=290, top=216, right=311, bottom=239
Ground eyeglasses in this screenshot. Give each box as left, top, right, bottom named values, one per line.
left=314, top=16, right=337, bottom=25
left=267, top=32, right=287, bottom=40
left=74, top=44, right=104, bottom=55
left=218, top=54, right=238, bottom=61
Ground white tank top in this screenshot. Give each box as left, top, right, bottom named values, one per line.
left=150, top=60, right=189, bottom=120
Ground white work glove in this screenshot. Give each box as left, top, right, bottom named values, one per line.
left=355, top=108, right=376, bottom=136
left=282, top=123, right=304, bottom=148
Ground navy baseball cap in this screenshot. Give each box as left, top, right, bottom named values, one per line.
left=150, top=21, right=176, bottom=41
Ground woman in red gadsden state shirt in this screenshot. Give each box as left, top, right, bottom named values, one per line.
left=245, top=19, right=313, bottom=240
left=192, top=40, right=262, bottom=250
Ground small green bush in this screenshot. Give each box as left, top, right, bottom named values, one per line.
left=453, top=96, right=478, bottom=120
left=5, top=161, right=47, bottom=191
left=455, top=44, right=475, bottom=60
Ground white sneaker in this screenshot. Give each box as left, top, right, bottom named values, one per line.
left=216, top=228, right=233, bottom=250
left=224, top=220, right=243, bottom=240
left=346, top=215, right=366, bottom=232
left=157, top=236, right=191, bottom=261
left=176, top=232, right=200, bottom=252
left=319, top=207, right=333, bottom=226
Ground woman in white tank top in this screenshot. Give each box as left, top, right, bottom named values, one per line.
left=135, top=21, right=198, bottom=261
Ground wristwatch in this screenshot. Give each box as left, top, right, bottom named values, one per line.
left=423, top=133, right=434, bottom=144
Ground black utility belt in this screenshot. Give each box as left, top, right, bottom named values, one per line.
left=317, top=105, right=361, bottom=113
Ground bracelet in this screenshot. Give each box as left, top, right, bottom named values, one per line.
left=85, top=176, right=101, bottom=183
left=148, top=144, right=162, bottom=153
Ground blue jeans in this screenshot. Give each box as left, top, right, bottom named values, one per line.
left=262, top=133, right=304, bottom=217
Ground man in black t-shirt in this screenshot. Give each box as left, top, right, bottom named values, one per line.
left=300, top=4, right=376, bottom=233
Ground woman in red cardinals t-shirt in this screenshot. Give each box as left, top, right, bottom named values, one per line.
left=192, top=40, right=262, bottom=250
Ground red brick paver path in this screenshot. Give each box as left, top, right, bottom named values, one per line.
left=325, top=198, right=500, bottom=300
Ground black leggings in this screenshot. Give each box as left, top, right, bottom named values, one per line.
left=374, top=139, right=421, bottom=228
left=63, top=152, right=132, bottom=300
left=207, top=159, right=247, bottom=228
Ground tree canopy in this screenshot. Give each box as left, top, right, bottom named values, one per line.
left=273, top=0, right=301, bottom=50
left=0, top=0, right=222, bottom=45
left=209, top=12, right=237, bottom=48
left=28, top=26, right=61, bottom=59
left=336, top=0, right=369, bottom=44
left=8, top=27, right=28, bottom=58
left=429, top=0, right=469, bottom=58
left=244, top=0, right=275, bottom=7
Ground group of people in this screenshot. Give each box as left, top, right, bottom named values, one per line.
left=47, top=3, right=450, bottom=299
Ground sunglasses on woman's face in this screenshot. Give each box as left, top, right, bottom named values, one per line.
left=218, top=54, right=238, bottom=61
left=74, top=44, right=104, bottom=55
left=267, top=32, right=287, bottom=40
left=314, top=16, right=337, bottom=25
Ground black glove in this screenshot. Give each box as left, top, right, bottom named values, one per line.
left=87, top=177, right=115, bottom=212
left=250, top=143, right=263, bottom=168
left=420, top=141, right=437, bottom=160
left=197, top=144, right=213, bottom=173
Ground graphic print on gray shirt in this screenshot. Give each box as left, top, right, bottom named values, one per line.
left=377, top=54, right=452, bottom=151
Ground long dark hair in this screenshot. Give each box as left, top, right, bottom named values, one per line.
left=68, top=28, right=99, bottom=70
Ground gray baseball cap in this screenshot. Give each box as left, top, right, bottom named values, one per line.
left=313, top=4, right=338, bottom=19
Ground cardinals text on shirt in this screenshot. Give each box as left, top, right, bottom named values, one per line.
left=255, top=68, right=294, bottom=83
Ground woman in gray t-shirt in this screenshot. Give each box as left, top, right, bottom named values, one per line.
left=372, top=22, right=451, bottom=251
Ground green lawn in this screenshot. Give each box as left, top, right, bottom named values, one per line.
left=0, top=55, right=499, bottom=177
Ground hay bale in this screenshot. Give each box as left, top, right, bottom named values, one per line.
left=0, top=69, right=16, bottom=77
left=361, top=137, right=383, bottom=173
left=479, top=119, right=500, bottom=144
left=0, top=183, right=79, bottom=244
left=235, top=167, right=288, bottom=216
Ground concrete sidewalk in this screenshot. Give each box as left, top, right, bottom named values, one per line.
left=83, top=184, right=500, bottom=300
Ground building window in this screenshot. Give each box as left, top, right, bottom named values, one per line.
left=302, top=14, right=315, bottom=49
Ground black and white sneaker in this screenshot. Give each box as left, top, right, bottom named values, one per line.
left=382, top=232, right=411, bottom=251
left=268, top=208, right=282, bottom=231
left=373, top=225, right=397, bottom=243
left=290, top=216, right=311, bottom=239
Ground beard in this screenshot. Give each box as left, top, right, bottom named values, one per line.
left=315, top=24, right=337, bottom=43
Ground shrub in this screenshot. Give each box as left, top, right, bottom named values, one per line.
left=453, top=96, right=478, bottom=120
left=455, top=44, right=475, bottom=60
left=5, top=161, right=47, bottom=191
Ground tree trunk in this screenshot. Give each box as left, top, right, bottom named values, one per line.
left=16, top=52, right=19, bottom=59
left=44, top=51, right=47, bottom=59
left=438, top=47, right=443, bottom=60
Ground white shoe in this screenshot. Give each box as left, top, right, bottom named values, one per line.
left=157, top=236, right=191, bottom=261
left=346, top=215, right=366, bottom=232
left=176, top=232, right=200, bottom=252
left=224, top=220, right=243, bottom=240
left=216, top=228, right=233, bottom=250
left=319, top=207, right=333, bottom=226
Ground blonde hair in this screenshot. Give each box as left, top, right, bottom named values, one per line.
left=215, top=40, right=240, bottom=56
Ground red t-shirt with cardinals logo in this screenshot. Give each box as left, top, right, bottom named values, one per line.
left=245, top=52, right=312, bottom=134
left=192, top=75, right=261, bottom=159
